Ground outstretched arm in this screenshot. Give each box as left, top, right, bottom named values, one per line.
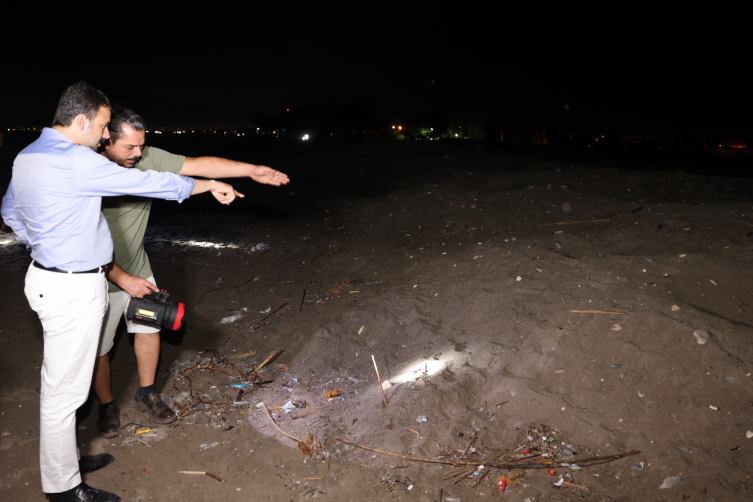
left=180, top=157, right=290, bottom=186
left=191, top=179, right=245, bottom=205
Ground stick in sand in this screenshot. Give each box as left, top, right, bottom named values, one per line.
left=178, top=471, right=224, bottom=482
left=261, top=402, right=304, bottom=445
left=254, top=348, right=280, bottom=373
left=371, top=355, right=389, bottom=408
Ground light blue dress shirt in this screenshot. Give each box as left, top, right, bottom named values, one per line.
left=1, top=128, right=195, bottom=271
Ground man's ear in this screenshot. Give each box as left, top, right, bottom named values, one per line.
left=73, top=113, right=89, bottom=131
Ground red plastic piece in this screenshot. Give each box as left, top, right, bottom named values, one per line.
left=171, top=302, right=186, bottom=330
left=497, top=477, right=507, bottom=492
left=547, top=469, right=556, bottom=476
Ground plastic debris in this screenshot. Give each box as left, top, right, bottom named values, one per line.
left=230, top=383, right=246, bottom=388
left=416, top=416, right=428, bottom=423
left=659, top=476, right=682, bottom=489
left=281, top=401, right=296, bottom=413
left=381, top=379, right=392, bottom=390
left=611, top=324, right=622, bottom=331
left=325, top=390, right=339, bottom=398
left=220, top=313, right=244, bottom=324
left=497, top=476, right=507, bottom=492
left=709, top=405, right=718, bottom=411
left=746, top=431, right=753, bottom=439
left=516, top=276, right=522, bottom=281
left=547, top=469, right=556, bottom=476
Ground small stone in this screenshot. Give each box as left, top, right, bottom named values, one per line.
left=610, top=363, right=622, bottom=369
left=746, top=431, right=753, bottom=439
left=659, top=476, right=682, bottom=489
left=671, top=305, right=680, bottom=311
left=709, top=405, right=718, bottom=411
left=727, top=376, right=735, bottom=384
left=693, top=329, right=710, bottom=345
left=381, top=380, right=392, bottom=390
left=611, top=324, right=622, bottom=331
left=679, top=254, right=686, bottom=257
left=516, top=276, right=522, bottom=281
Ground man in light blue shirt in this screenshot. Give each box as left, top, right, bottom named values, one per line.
left=0, top=82, right=241, bottom=502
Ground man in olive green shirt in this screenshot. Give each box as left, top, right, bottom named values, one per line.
left=95, top=107, right=289, bottom=436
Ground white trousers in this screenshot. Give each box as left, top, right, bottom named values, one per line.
left=24, top=264, right=108, bottom=493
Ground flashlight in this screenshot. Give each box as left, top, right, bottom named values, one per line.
left=125, top=289, right=185, bottom=330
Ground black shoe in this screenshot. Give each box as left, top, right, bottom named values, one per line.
left=134, top=391, right=176, bottom=424
left=48, top=482, right=121, bottom=501
left=79, top=453, right=114, bottom=474
left=96, top=403, right=121, bottom=438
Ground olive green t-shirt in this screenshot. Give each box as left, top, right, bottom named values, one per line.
left=103, top=146, right=185, bottom=293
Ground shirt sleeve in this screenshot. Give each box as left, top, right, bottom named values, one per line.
left=1, top=181, right=28, bottom=244
left=72, top=148, right=195, bottom=201
left=138, top=147, right=185, bottom=175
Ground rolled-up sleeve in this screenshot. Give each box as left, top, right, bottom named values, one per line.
left=73, top=149, right=195, bottom=201
left=1, top=182, right=28, bottom=244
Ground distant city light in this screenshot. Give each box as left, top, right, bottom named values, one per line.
left=302, top=134, right=309, bottom=141
left=398, top=126, right=402, bottom=130
left=392, top=126, right=395, bottom=129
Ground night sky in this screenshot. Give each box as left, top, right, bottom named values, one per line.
left=3, top=8, right=748, bottom=136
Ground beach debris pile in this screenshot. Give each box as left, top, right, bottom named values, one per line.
left=168, top=346, right=282, bottom=422
left=337, top=423, right=639, bottom=493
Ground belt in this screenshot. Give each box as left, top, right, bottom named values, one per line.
left=32, top=261, right=111, bottom=274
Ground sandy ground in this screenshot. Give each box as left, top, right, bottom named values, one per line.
left=1, top=141, right=753, bottom=501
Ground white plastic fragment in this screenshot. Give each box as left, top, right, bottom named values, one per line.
left=220, top=314, right=244, bottom=324
left=709, top=405, right=718, bottom=411
left=282, top=401, right=296, bottom=413
left=710, top=279, right=717, bottom=286
left=746, top=431, right=753, bottom=439
left=659, top=476, right=682, bottom=489
left=516, top=276, right=522, bottom=281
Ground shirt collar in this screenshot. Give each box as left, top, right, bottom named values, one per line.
left=40, top=127, right=75, bottom=144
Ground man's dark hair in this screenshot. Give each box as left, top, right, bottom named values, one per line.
left=52, top=81, right=111, bottom=127
left=109, top=106, right=146, bottom=142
